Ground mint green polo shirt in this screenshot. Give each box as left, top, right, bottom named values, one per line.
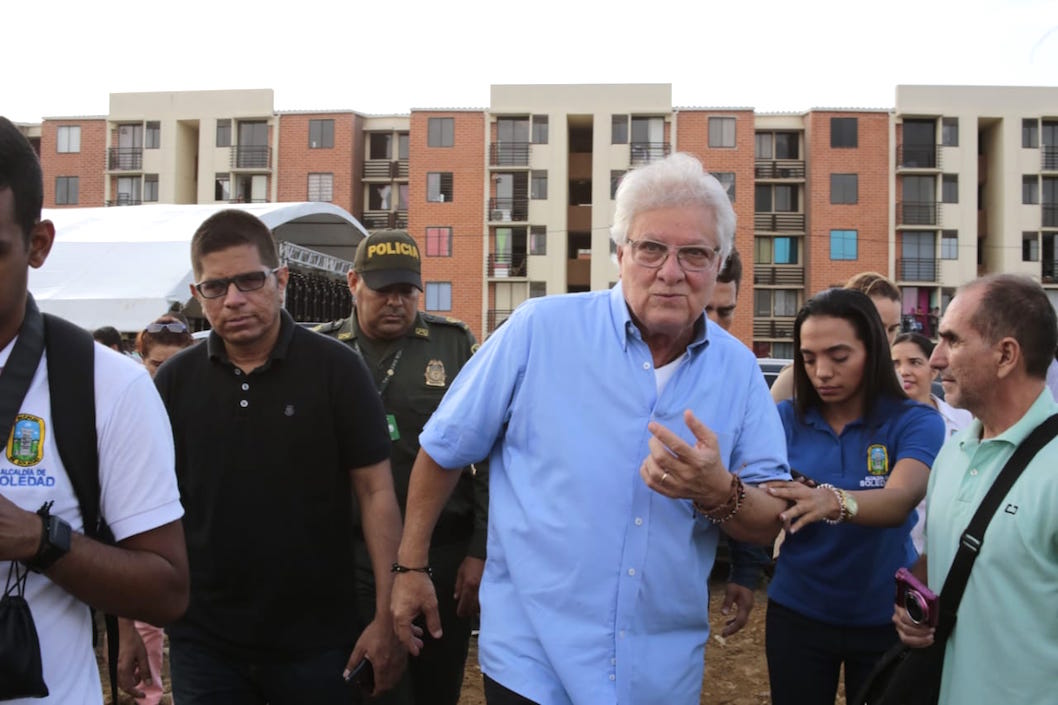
left=926, top=388, right=1058, bottom=704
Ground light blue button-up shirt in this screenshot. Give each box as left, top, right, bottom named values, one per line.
left=420, top=283, right=789, bottom=705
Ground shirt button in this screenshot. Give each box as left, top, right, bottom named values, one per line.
left=619, top=630, right=626, bottom=638
left=611, top=658, right=617, bottom=666
left=970, top=468, right=978, bottom=476
left=234, top=369, right=242, bottom=376
left=627, top=568, right=636, bottom=576
left=642, top=362, right=650, bottom=370
left=240, top=400, right=249, bottom=408
left=241, top=383, right=249, bottom=391
left=634, top=517, right=643, bottom=526
left=609, top=674, right=615, bottom=681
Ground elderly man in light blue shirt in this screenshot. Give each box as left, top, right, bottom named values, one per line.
left=391, top=153, right=790, bottom=705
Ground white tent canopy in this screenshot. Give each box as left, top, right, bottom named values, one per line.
left=30, top=202, right=368, bottom=332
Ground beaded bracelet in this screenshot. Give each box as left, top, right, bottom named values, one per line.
left=817, top=483, right=846, bottom=525
left=391, top=562, right=433, bottom=577
left=693, top=474, right=746, bottom=525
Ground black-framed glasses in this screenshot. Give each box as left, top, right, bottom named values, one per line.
left=145, top=321, right=188, bottom=334
left=194, top=268, right=280, bottom=299
left=626, top=238, right=720, bottom=272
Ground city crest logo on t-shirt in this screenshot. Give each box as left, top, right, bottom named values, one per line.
left=6, top=414, right=45, bottom=466
left=867, top=444, right=889, bottom=476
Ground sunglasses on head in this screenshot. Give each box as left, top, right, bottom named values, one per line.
left=145, top=321, right=188, bottom=334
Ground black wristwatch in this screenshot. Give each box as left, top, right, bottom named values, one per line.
left=24, top=502, right=72, bottom=573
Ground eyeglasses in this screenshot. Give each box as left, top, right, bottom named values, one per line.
left=194, top=268, right=280, bottom=299
left=145, top=321, right=188, bottom=334
left=625, top=238, right=720, bottom=272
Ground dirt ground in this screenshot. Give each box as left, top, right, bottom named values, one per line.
left=100, top=582, right=845, bottom=705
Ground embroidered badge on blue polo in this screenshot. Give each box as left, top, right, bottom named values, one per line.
left=867, top=444, right=889, bottom=475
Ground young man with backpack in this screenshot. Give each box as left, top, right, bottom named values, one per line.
left=0, top=116, right=188, bottom=705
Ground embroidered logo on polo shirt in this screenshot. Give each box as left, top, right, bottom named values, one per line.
left=867, top=444, right=889, bottom=476
left=6, top=415, right=44, bottom=467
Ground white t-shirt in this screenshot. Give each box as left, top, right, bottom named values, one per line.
left=0, top=337, right=183, bottom=705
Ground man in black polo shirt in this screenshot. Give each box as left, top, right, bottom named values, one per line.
left=317, top=230, right=486, bottom=705
left=154, top=209, right=405, bottom=705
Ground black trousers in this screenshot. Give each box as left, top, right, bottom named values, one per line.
left=353, top=539, right=473, bottom=705
left=766, top=599, right=898, bottom=705
left=483, top=675, right=540, bottom=705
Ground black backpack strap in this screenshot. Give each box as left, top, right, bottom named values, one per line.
left=41, top=313, right=119, bottom=705
left=0, top=295, right=46, bottom=445
left=935, top=412, right=1058, bottom=638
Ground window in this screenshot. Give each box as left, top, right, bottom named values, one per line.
left=531, top=115, right=548, bottom=144
left=427, top=172, right=453, bottom=202
left=425, top=227, right=452, bottom=256
left=1023, top=231, right=1040, bottom=261
left=1024, top=175, right=1039, bottom=204
left=774, top=290, right=799, bottom=316
left=144, top=121, right=160, bottom=149
left=941, top=117, right=959, bottom=147
left=754, top=236, right=799, bottom=265
left=529, top=281, right=546, bottom=298
left=143, top=174, right=159, bottom=202
left=941, top=230, right=958, bottom=259
left=397, top=133, right=409, bottom=160
left=427, top=118, right=454, bottom=147
left=754, top=290, right=799, bottom=317
left=307, top=173, right=333, bottom=201
left=830, top=229, right=858, bottom=260
left=55, top=176, right=78, bottom=205
left=215, top=174, right=230, bottom=201
left=425, top=282, right=452, bottom=311
left=711, top=172, right=735, bottom=201
left=611, top=115, right=628, bottom=144
left=1023, top=119, right=1039, bottom=148
left=309, top=119, right=334, bottom=149
left=369, top=133, right=391, bottom=159
left=530, top=225, right=547, bottom=255
left=831, top=117, right=858, bottom=148
left=774, top=132, right=799, bottom=159
left=57, top=126, right=81, bottom=153
left=708, top=117, right=736, bottom=148
left=531, top=171, right=548, bottom=200
left=942, top=174, right=959, bottom=204
left=610, top=170, right=625, bottom=199
left=216, top=119, right=231, bottom=147
left=830, top=174, right=858, bottom=204
left=755, top=133, right=772, bottom=159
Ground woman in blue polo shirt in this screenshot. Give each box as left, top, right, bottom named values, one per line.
left=763, top=288, right=945, bottom=705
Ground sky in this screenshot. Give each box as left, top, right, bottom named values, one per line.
left=6, top=0, right=1056, bottom=123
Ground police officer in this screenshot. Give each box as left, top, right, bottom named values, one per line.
left=318, top=230, right=486, bottom=705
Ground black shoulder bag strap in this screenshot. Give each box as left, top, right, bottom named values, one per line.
left=0, top=295, right=46, bottom=444
left=40, top=313, right=120, bottom=705
left=934, top=411, right=1058, bottom=639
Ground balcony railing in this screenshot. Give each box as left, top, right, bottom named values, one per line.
left=231, top=145, right=271, bottom=169
left=108, top=148, right=142, bottom=170
left=754, top=212, right=805, bottom=232
left=360, top=210, right=410, bottom=230
left=1043, top=259, right=1058, bottom=283
left=1044, top=204, right=1058, bottom=228
left=362, top=160, right=409, bottom=179
left=1043, top=146, right=1058, bottom=171
left=754, top=160, right=805, bottom=179
left=753, top=318, right=795, bottom=339
left=105, top=197, right=142, bottom=206
left=487, top=308, right=515, bottom=332
left=896, top=258, right=939, bottom=282
left=488, top=197, right=529, bottom=222
left=487, top=253, right=527, bottom=278
left=490, top=141, right=530, bottom=167
left=897, top=201, right=939, bottom=226
left=630, top=142, right=671, bottom=166
left=897, top=145, right=941, bottom=169
left=754, top=266, right=805, bottom=286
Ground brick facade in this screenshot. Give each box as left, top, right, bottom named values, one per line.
left=40, top=119, right=105, bottom=208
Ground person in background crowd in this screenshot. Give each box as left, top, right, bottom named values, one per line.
left=92, top=326, right=124, bottom=353
left=390, top=153, right=790, bottom=705
left=317, top=230, right=487, bottom=705
left=890, top=332, right=972, bottom=554
left=895, top=274, right=1058, bottom=704
left=114, top=314, right=197, bottom=704
left=764, top=288, right=945, bottom=705
left=771, top=272, right=902, bottom=403
left=705, top=247, right=774, bottom=638
left=0, top=115, right=187, bottom=705
left=154, top=209, right=405, bottom=705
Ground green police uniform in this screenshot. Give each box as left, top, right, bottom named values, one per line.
left=316, top=309, right=486, bottom=705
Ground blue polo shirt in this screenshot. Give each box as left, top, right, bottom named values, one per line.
left=420, top=283, right=789, bottom=705
left=768, top=396, right=944, bottom=626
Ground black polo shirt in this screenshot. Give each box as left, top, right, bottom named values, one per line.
left=155, top=311, right=390, bottom=659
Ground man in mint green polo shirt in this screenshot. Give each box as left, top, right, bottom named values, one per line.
left=894, top=273, right=1058, bottom=704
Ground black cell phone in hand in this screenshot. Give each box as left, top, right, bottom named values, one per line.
left=790, top=468, right=818, bottom=487
left=345, top=658, right=374, bottom=693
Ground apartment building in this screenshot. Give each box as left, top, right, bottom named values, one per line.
left=32, top=84, right=1058, bottom=347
